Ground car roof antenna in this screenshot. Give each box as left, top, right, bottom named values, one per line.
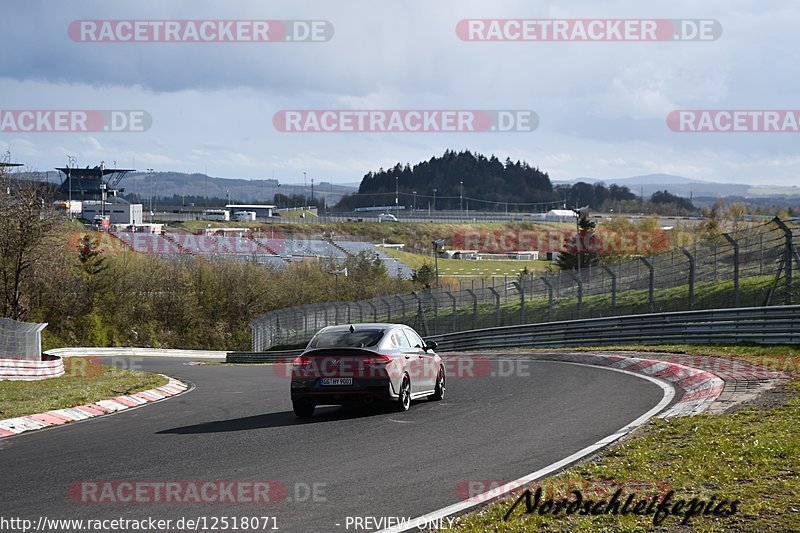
left=349, top=324, right=355, bottom=333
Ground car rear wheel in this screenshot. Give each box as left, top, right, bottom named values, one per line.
left=293, top=401, right=315, bottom=418
left=396, top=375, right=411, bottom=412
left=429, top=366, right=445, bottom=401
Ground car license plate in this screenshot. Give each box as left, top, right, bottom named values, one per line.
left=320, top=378, right=353, bottom=386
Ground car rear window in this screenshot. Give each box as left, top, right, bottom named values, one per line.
left=308, top=329, right=385, bottom=349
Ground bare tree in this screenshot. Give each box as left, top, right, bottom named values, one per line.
left=0, top=162, right=61, bottom=320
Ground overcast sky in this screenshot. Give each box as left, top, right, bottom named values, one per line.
left=1, top=1, right=798, bottom=186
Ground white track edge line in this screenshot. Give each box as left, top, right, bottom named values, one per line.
left=378, top=361, right=676, bottom=533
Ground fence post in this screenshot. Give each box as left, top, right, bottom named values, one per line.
left=679, top=247, right=695, bottom=310
left=465, top=289, right=479, bottom=330
left=772, top=218, right=794, bottom=305
left=381, top=298, right=393, bottom=322
left=429, top=292, right=439, bottom=334
left=567, top=271, right=583, bottom=319
left=366, top=301, right=378, bottom=322
left=639, top=257, right=655, bottom=312
left=601, top=265, right=616, bottom=315
left=722, top=234, right=740, bottom=307
left=541, top=277, right=554, bottom=322
left=511, top=281, right=525, bottom=323
left=488, top=287, right=501, bottom=327
left=396, top=295, right=406, bottom=322
left=444, top=291, right=457, bottom=332
left=355, top=302, right=365, bottom=322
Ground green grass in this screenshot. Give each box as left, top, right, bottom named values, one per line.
left=414, top=275, right=777, bottom=333
left=0, top=357, right=169, bottom=419
left=174, top=220, right=265, bottom=233
left=381, top=247, right=549, bottom=278
left=278, top=209, right=318, bottom=219
left=451, top=345, right=800, bottom=532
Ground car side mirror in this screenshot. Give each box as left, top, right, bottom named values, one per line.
left=425, top=340, right=438, bottom=352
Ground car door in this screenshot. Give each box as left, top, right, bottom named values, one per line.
left=403, top=328, right=436, bottom=392
left=390, top=329, right=423, bottom=394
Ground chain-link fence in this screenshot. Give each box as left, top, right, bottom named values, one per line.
left=0, top=318, right=48, bottom=361
left=250, top=218, right=800, bottom=350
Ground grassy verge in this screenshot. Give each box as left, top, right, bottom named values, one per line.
left=381, top=247, right=549, bottom=277
left=0, top=357, right=169, bottom=419
left=419, top=276, right=776, bottom=332
left=452, top=344, right=800, bottom=532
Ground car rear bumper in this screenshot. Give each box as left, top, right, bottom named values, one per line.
left=291, top=378, right=398, bottom=405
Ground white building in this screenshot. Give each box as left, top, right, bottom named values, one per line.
left=225, top=204, right=276, bottom=219
left=545, top=209, right=579, bottom=222
left=82, top=201, right=143, bottom=225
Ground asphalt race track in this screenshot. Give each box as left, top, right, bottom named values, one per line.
left=0, top=356, right=665, bottom=532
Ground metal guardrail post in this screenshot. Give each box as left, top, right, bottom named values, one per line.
left=722, top=234, right=740, bottom=308
left=567, top=271, right=583, bottom=319
left=444, top=291, right=457, bottom=332
left=601, top=265, right=616, bottom=315
left=488, top=287, right=501, bottom=327
left=639, top=257, right=655, bottom=312
left=540, top=277, right=554, bottom=322
left=511, top=281, right=525, bottom=323
left=465, top=289, right=479, bottom=330
left=680, top=247, right=695, bottom=310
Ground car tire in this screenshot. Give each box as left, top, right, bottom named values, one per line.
left=429, top=366, right=445, bottom=401
left=293, top=401, right=315, bottom=418
left=396, top=375, right=411, bottom=412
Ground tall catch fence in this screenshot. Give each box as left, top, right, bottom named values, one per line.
left=250, top=218, right=800, bottom=350
left=0, top=318, right=48, bottom=361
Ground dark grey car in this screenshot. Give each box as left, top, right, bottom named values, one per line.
left=290, top=323, right=445, bottom=417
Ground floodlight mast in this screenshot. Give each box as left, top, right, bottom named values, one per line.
left=67, top=156, right=77, bottom=220
left=432, top=239, right=445, bottom=287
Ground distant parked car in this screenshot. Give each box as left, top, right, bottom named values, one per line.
left=378, top=213, right=398, bottom=222
left=290, top=324, right=444, bottom=417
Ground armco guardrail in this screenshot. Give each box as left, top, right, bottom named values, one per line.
left=227, top=306, right=799, bottom=363
left=426, top=306, right=800, bottom=351
left=226, top=350, right=303, bottom=363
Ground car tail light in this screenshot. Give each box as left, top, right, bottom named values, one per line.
left=363, top=355, right=391, bottom=365
left=292, top=356, right=312, bottom=368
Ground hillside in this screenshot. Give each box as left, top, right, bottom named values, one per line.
left=336, top=149, right=556, bottom=211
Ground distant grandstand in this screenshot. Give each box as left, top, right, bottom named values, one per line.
left=110, top=232, right=414, bottom=278
left=55, top=164, right=134, bottom=201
